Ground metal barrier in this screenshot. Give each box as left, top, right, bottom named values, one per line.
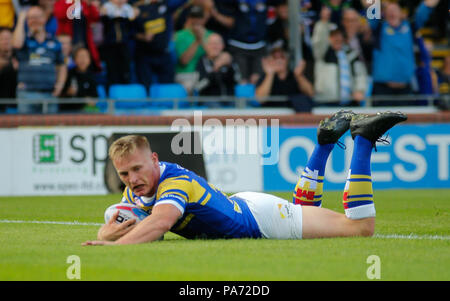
left=0, top=94, right=449, bottom=114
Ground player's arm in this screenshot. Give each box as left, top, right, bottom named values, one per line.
left=83, top=204, right=181, bottom=246
left=115, top=204, right=181, bottom=245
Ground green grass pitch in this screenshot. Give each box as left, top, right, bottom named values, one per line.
left=0, top=189, right=449, bottom=281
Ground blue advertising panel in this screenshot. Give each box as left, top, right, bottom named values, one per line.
left=263, top=123, right=450, bottom=191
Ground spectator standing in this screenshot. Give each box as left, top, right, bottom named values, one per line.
left=60, top=46, right=98, bottom=112
left=133, top=0, right=187, bottom=87
left=341, top=7, right=372, bottom=73
left=362, top=0, right=440, bottom=106
left=205, top=0, right=235, bottom=40
left=414, top=37, right=438, bottom=97
left=38, top=0, right=58, bottom=36
left=195, top=33, right=240, bottom=103
left=100, top=0, right=138, bottom=85
left=13, top=6, right=67, bottom=113
left=319, top=0, right=351, bottom=25
left=255, top=43, right=314, bottom=110
left=174, top=5, right=212, bottom=94
left=54, top=0, right=102, bottom=71
left=56, top=33, right=75, bottom=68
left=227, top=0, right=268, bottom=84
left=266, top=0, right=314, bottom=70
left=312, top=9, right=367, bottom=106
left=0, top=27, right=18, bottom=112
left=174, top=0, right=234, bottom=41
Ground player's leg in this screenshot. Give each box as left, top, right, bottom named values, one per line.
left=302, top=133, right=376, bottom=238
left=302, top=111, right=408, bottom=239
left=302, top=206, right=375, bottom=238
left=293, top=110, right=355, bottom=207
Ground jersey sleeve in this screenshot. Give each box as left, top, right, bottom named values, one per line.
left=154, top=178, right=192, bottom=215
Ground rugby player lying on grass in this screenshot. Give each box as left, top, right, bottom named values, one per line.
left=82, top=111, right=407, bottom=246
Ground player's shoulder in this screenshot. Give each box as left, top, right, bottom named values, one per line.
left=157, top=162, right=195, bottom=196
left=159, top=161, right=193, bottom=179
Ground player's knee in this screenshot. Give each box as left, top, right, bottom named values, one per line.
left=359, top=218, right=375, bottom=237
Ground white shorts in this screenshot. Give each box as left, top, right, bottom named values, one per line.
left=231, top=191, right=303, bottom=239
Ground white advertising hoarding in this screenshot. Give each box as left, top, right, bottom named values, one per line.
left=0, top=126, right=263, bottom=196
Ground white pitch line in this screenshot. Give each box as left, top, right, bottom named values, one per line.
left=0, top=219, right=449, bottom=241
left=374, top=233, right=450, bottom=241
left=0, top=219, right=103, bottom=226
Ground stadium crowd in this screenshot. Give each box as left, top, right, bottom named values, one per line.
left=0, top=0, right=448, bottom=113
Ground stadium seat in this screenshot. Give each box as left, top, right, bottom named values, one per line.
left=5, top=107, right=18, bottom=114
left=97, top=85, right=107, bottom=99
left=95, top=85, right=108, bottom=112
left=109, top=84, right=148, bottom=109
left=234, top=84, right=260, bottom=107
left=149, top=83, right=189, bottom=108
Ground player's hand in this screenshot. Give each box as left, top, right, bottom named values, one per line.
left=81, top=240, right=116, bottom=246
left=97, top=210, right=137, bottom=241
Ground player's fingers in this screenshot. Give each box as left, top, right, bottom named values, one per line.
left=82, top=240, right=106, bottom=246
left=121, top=218, right=137, bottom=228
left=118, top=226, right=135, bottom=238
left=120, top=224, right=136, bottom=235
left=108, top=210, right=120, bottom=225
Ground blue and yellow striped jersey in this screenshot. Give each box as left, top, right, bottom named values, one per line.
left=121, top=161, right=261, bottom=239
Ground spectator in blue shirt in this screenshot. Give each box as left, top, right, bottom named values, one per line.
left=100, top=0, right=139, bottom=86
left=414, top=36, right=438, bottom=98
left=22, top=0, right=59, bottom=37
left=133, top=0, right=187, bottom=87
left=56, top=33, right=75, bottom=69
left=363, top=0, right=440, bottom=106
left=226, top=0, right=268, bottom=84
left=38, top=0, right=58, bottom=37
left=12, top=6, right=67, bottom=114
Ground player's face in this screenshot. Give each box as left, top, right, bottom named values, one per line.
left=113, top=148, right=160, bottom=197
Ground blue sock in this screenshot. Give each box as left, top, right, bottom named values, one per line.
left=293, top=143, right=334, bottom=206
left=343, top=135, right=376, bottom=219
left=349, top=135, right=372, bottom=175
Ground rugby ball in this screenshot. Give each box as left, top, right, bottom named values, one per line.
left=104, top=203, right=149, bottom=224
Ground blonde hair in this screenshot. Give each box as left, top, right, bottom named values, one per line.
left=109, top=135, right=151, bottom=161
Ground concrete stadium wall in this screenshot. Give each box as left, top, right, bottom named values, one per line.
left=0, top=111, right=449, bottom=128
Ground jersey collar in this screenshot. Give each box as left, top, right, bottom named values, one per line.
left=139, top=163, right=166, bottom=203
